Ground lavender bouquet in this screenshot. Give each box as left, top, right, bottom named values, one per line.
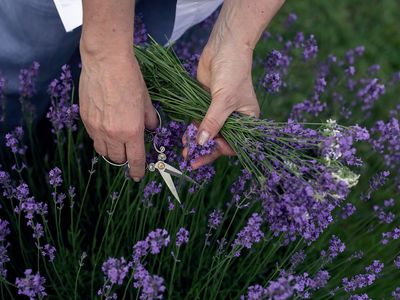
left=136, top=43, right=369, bottom=242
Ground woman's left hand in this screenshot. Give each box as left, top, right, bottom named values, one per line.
left=182, top=39, right=260, bottom=169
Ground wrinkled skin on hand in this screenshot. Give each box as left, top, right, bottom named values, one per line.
left=79, top=53, right=159, bottom=180
left=183, top=40, right=260, bottom=169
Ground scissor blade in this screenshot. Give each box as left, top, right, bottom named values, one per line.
left=159, top=169, right=181, bottom=204
left=163, top=163, right=198, bottom=185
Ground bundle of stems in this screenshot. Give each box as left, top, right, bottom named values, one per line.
left=135, top=42, right=351, bottom=184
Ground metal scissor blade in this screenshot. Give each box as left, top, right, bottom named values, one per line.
left=163, top=163, right=198, bottom=185
left=159, top=169, right=181, bottom=204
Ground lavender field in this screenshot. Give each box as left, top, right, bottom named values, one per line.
left=0, top=2, right=399, bottom=300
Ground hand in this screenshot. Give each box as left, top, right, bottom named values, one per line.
left=79, top=51, right=159, bottom=181
left=183, top=40, right=260, bottom=169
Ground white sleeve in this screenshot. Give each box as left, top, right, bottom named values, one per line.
left=53, top=0, right=83, bottom=32
left=169, top=0, right=223, bottom=43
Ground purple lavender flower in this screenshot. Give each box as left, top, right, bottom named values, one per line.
left=303, top=34, right=318, bottom=60
left=132, top=240, right=149, bottom=264
left=5, top=126, right=27, bottom=155
left=0, top=219, right=10, bottom=278
left=340, top=203, right=356, bottom=219
left=208, top=209, right=224, bottom=230
left=47, top=65, right=79, bottom=133
left=373, top=204, right=395, bottom=224
left=232, top=213, right=264, bottom=256
left=41, top=244, right=56, bottom=262
left=284, top=12, right=297, bottom=28
left=240, top=284, right=268, bottom=300
left=289, top=250, right=306, bottom=270
left=321, top=235, right=346, bottom=262
left=175, top=228, right=189, bottom=247
left=133, top=264, right=166, bottom=300
left=381, top=227, right=400, bottom=245
left=262, top=72, right=282, bottom=93
left=349, top=294, right=371, bottom=300
left=342, top=260, right=384, bottom=292
left=14, top=183, right=48, bottom=221
left=142, top=181, right=162, bottom=205
left=49, top=167, right=63, bottom=188
left=16, top=269, right=47, bottom=300
left=19, top=62, right=40, bottom=99
left=101, top=257, right=132, bottom=285
left=145, top=229, right=170, bottom=255
left=370, top=118, right=399, bottom=179
left=180, top=124, right=216, bottom=191
left=357, top=78, right=385, bottom=111
left=31, top=222, right=44, bottom=239
left=361, top=171, right=390, bottom=201
left=394, top=256, right=400, bottom=269
left=134, top=15, right=148, bottom=45
left=393, top=287, right=400, bottom=300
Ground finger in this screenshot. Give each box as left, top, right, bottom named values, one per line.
left=105, top=140, right=127, bottom=164
left=181, top=132, right=187, bottom=147
left=214, top=137, right=236, bottom=156
left=144, top=96, right=159, bottom=130
left=197, top=92, right=235, bottom=146
left=126, top=136, right=145, bottom=181
left=93, top=139, right=107, bottom=156
left=191, top=150, right=222, bottom=170
left=182, top=147, right=188, bottom=160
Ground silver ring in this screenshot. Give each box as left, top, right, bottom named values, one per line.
left=101, top=108, right=162, bottom=167
left=145, top=108, right=162, bottom=134
left=101, top=155, right=129, bottom=167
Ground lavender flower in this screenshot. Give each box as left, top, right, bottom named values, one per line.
left=302, top=34, right=318, bottom=60
left=361, top=171, right=390, bottom=201
left=240, top=284, right=267, bottom=300
left=349, top=294, right=371, bottom=300
left=289, top=250, right=306, bottom=270
left=49, top=167, right=63, bottom=188
left=357, top=78, right=385, bottom=111
left=101, top=257, right=132, bottom=285
left=284, top=12, right=297, bottom=28
left=394, top=256, right=400, bottom=269
left=342, top=260, right=384, bottom=292
left=145, top=229, right=170, bottom=255
left=133, top=264, right=166, bottom=300
left=321, top=235, right=346, bottom=262
left=16, top=269, right=47, bottom=300
left=0, top=219, right=10, bottom=278
left=175, top=228, right=189, bottom=247
left=393, top=287, right=400, bottom=300
left=232, top=213, right=264, bottom=256
left=207, top=209, right=224, bottom=230
left=262, top=72, right=282, bottom=93
left=5, top=126, right=27, bottom=155
left=180, top=124, right=216, bottom=191
left=19, top=62, right=40, bottom=99
left=132, top=240, right=149, bottom=264
left=142, top=181, right=162, bottom=205
left=340, top=203, right=356, bottom=219
left=47, top=65, right=79, bottom=133
left=41, top=244, right=56, bottom=262
left=381, top=227, right=400, bottom=245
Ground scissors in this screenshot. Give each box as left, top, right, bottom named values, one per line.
left=101, top=109, right=197, bottom=203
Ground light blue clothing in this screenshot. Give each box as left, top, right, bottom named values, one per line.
left=0, top=0, right=177, bottom=130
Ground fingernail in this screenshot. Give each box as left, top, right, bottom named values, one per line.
left=197, top=130, right=210, bottom=146
left=133, top=177, right=141, bottom=182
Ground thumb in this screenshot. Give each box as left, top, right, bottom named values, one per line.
left=144, top=96, right=159, bottom=130
left=197, top=95, right=235, bottom=146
